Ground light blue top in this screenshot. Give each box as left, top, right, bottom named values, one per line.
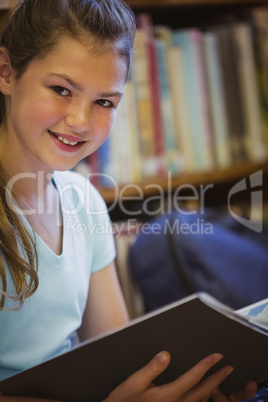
left=0, top=170, right=116, bottom=380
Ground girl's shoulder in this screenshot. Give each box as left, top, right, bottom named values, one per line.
left=53, top=169, right=91, bottom=187
left=52, top=170, right=107, bottom=212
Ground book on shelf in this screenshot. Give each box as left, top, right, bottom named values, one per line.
left=166, top=44, right=196, bottom=171
left=191, top=29, right=216, bottom=167
left=147, top=33, right=167, bottom=176
left=131, top=25, right=157, bottom=179
left=214, top=25, right=249, bottom=163
left=231, top=22, right=266, bottom=162
left=202, top=31, right=231, bottom=168
left=249, top=6, right=268, bottom=155
left=1, top=292, right=268, bottom=402
left=154, top=25, right=184, bottom=175
left=121, top=80, right=143, bottom=184
left=110, top=81, right=140, bottom=186
left=138, top=14, right=167, bottom=177
left=171, top=29, right=215, bottom=171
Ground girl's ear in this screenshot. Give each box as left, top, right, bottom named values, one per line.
left=0, top=47, right=13, bottom=95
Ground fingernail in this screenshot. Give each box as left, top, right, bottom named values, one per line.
left=247, top=381, right=257, bottom=391
left=213, top=353, right=224, bottom=363
left=225, top=366, right=234, bottom=376
left=156, top=351, right=169, bottom=364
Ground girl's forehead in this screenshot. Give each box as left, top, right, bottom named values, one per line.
left=36, top=35, right=121, bottom=64
left=23, top=35, right=129, bottom=90
left=52, top=34, right=123, bottom=57
left=47, top=35, right=129, bottom=76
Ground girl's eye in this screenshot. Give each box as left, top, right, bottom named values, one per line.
left=51, top=86, right=71, bottom=96
left=95, top=99, right=114, bottom=108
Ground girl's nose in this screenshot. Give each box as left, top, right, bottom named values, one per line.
left=65, top=104, right=91, bottom=132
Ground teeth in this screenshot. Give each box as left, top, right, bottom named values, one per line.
left=57, top=136, right=78, bottom=146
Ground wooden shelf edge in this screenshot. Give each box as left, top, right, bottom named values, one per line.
left=99, top=160, right=268, bottom=204
left=126, top=0, right=268, bottom=7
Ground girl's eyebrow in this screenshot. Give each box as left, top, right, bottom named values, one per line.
left=47, top=72, right=123, bottom=99
left=98, top=91, right=123, bottom=99
left=48, top=73, right=83, bottom=91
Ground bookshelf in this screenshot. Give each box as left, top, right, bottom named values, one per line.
left=99, top=160, right=268, bottom=204
left=85, top=0, right=268, bottom=221
left=126, top=0, right=268, bottom=28
left=127, top=0, right=267, bottom=5
left=113, top=0, right=268, bottom=317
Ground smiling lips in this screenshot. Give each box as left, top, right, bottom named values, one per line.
left=48, top=129, right=84, bottom=147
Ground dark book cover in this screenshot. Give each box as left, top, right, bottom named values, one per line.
left=1, top=293, right=268, bottom=402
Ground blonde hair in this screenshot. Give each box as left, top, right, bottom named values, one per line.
left=0, top=165, right=39, bottom=309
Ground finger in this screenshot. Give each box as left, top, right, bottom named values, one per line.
left=184, top=365, right=234, bottom=402
left=167, top=353, right=224, bottom=395
left=239, top=381, right=258, bottom=400
left=225, top=380, right=258, bottom=402
left=126, top=351, right=171, bottom=390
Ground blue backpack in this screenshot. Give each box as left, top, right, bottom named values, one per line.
left=128, top=209, right=268, bottom=311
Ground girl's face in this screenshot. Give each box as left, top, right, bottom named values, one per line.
left=1, top=36, right=128, bottom=173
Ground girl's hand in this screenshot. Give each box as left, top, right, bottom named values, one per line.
left=104, top=351, right=235, bottom=402
left=211, top=380, right=258, bottom=402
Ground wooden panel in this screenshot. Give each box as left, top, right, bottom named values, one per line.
left=99, top=161, right=268, bottom=204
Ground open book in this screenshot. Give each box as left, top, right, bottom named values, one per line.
left=1, top=292, right=268, bottom=402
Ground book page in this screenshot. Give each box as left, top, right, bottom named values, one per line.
left=199, top=292, right=268, bottom=334
left=237, top=298, right=268, bottom=329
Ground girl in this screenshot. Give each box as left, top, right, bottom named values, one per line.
left=0, top=0, right=258, bottom=400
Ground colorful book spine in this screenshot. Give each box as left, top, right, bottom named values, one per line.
left=120, top=80, right=142, bottom=184
left=214, top=26, right=248, bottom=163
left=172, top=29, right=214, bottom=170
left=138, top=14, right=167, bottom=177
left=110, top=91, right=133, bottom=185
left=191, top=29, right=215, bottom=168
left=166, top=45, right=196, bottom=171
left=203, top=31, right=231, bottom=168
left=232, top=22, right=266, bottom=162
left=250, top=6, right=268, bottom=155
left=131, top=28, right=157, bottom=178
left=155, top=37, right=183, bottom=174
left=147, top=36, right=167, bottom=176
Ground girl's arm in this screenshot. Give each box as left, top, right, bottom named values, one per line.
left=78, top=261, right=129, bottom=341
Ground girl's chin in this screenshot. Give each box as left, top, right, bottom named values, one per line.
left=45, top=159, right=82, bottom=173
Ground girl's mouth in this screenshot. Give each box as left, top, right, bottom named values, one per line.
left=48, top=130, right=81, bottom=147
